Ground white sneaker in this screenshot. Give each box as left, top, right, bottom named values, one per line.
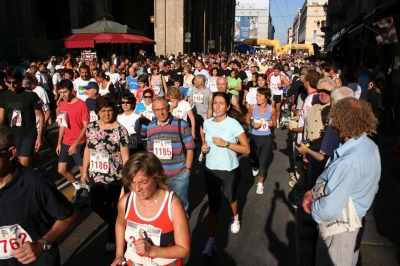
left=276, top=119, right=279, bottom=128
left=105, top=242, right=116, bottom=252
left=252, top=169, right=259, bottom=176
left=256, top=183, right=264, bottom=194
left=230, top=219, right=241, bottom=234
left=202, top=239, right=217, bottom=256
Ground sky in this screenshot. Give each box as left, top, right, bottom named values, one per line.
left=238, top=0, right=305, bottom=45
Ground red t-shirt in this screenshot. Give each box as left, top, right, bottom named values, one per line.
left=135, top=87, right=155, bottom=101
left=59, top=98, right=89, bottom=145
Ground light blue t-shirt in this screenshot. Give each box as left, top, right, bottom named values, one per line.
left=203, top=116, right=244, bottom=171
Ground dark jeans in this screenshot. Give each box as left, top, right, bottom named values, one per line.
left=89, top=182, right=122, bottom=243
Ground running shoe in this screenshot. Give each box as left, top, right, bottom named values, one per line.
left=252, top=169, right=259, bottom=176
left=202, top=239, right=217, bottom=256
left=230, top=219, right=241, bottom=234
left=105, top=243, right=116, bottom=252
left=291, top=199, right=303, bottom=209
left=288, top=180, right=297, bottom=188
left=71, top=188, right=83, bottom=203
left=256, top=183, right=264, bottom=194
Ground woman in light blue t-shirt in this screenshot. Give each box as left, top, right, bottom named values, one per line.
left=200, top=92, right=250, bottom=256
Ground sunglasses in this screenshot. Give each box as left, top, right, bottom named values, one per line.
left=120, top=101, right=132, bottom=104
left=143, top=96, right=152, bottom=99
left=5, top=80, right=19, bottom=85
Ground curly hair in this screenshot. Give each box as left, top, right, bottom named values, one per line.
left=330, top=98, right=377, bottom=139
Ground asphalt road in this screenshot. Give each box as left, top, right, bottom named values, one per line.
left=41, top=112, right=298, bottom=266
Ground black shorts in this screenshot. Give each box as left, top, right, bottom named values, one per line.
left=204, top=167, right=240, bottom=213
left=15, top=136, right=36, bottom=157
left=58, top=143, right=85, bottom=166
left=273, top=95, right=283, bottom=103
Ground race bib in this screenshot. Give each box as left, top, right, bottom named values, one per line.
left=89, top=111, right=98, bottom=122
left=254, top=117, right=269, bottom=131
left=208, top=79, right=218, bottom=92
left=153, top=86, right=161, bottom=95
left=0, top=224, right=32, bottom=260
left=153, top=140, right=172, bottom=160
left=11, top=110, right=22, bottom=127
left=172, top=109, right=183, bottom=119
left=271, top=83, right=279, bottom=91
left=129, top=134, right=137, bottom=149
left=89, top=152, right=110, bottom=174
left=140, top=111, right=154, bottom=121
left=56, top=111, right=68, bottom=128
left=193, top=92, right=204, bottom=103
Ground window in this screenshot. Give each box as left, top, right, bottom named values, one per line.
left=314, top=10, right=318, bottom=16
left=313, top=30, right=317, bottom=42
left=314, top=21, right=317, bottom=26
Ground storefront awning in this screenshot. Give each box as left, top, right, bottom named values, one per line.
left=323, top=20, right=362, bottom=52
left=63, top=33, right=155, bottom=48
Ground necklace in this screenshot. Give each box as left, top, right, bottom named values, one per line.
left=138, top=189, right=160, bottom=208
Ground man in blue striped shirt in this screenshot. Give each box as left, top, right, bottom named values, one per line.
left=147, top=98, right=195, bottom=213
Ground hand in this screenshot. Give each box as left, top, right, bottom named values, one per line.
left=68, top=143, right=78, bottom=156
left=12, top=241, right=44, bottom=265
left=134, top=238, right=153, bottom=256
left=111, top=256, right=125, bottom=266
left=201, top=143, right=210, bottom=153
left=294, top=142, right=308, bottom=155
left=290, top=116, right=299, bottom=122
left=302, top=190, right=314, bottom=215
left=34, top=138, right=42, bottom=152
left=252, top=122, right=262, bottom=129
left=212, top=137, right=227, bottom=147
left=56, top=144, right=61, bottom=156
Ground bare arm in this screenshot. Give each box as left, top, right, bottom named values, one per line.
left=35, top=109, right=45, bottom=150
left=162, top=76, right=168, bottom=96
left=0, top=108, right=5, bottom=125
left=186, top=109, right=196, bottom=138
left=245, top=105, right=254, bottom=125
left=120, top=146, right=130, bottom=165
left=111, top=194, right=129, bottom=266
left=207, top=93, right=213, bottom=119
left=231, top=95, right=241, bottom=114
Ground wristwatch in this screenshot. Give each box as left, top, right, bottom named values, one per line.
left=225, top=141, right=231, bottom=148
left=39, top=238, right=52, bottom=252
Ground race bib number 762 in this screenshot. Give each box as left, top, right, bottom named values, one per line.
left=0, top=224, right=32, bottom=259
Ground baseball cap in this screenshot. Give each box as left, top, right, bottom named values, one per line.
left=84, top=81, right=99, bottom=91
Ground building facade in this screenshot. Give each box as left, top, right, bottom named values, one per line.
left=234, top=2, right=274, bottom=42
left=291, top=9, right=302, bottom=44
left=298, top=0, right=326, bottom=47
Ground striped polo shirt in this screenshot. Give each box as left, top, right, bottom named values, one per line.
left=147, top=114, right=195, bottom=179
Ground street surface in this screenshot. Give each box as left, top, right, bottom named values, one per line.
left=40, top=112, right=298, bottom=266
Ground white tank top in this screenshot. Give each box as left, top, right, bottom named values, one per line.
left=99, top=82, right=111, bottom=96
left=270, top=74, right=283, bottom=95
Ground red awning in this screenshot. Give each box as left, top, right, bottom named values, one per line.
left=63, top=33, right=155, bottom=48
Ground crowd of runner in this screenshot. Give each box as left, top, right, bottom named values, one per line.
left=0, top=50, right=387, bottom=265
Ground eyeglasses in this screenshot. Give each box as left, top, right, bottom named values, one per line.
left=99, top=109, right=114, bottom=113
left=153, top=108, right=168, bottom=113
left=143, top=96, right=152, bottom=99
left=5, top=80, right=19, bottom=85
left=120, top=101, right=132, bottom=104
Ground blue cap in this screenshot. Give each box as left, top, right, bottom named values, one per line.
left=84, top=81, right=99, bottom=91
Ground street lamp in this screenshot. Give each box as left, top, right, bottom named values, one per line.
left=150, top=16, right=154, bottom=23
left=323, top=3, right=328, bottom=14
left=317, top=20, right=321, bottom=27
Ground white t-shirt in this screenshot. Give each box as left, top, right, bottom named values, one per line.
left=35, top=71, right=50, bottom=91
left=117, top=112, right=140, bottom=135
left=99, top=82, right=112, bottom=96
left=73, top=77, right=96, bottom=101
left=33, top=86, right=50, bottom=128
left=269, top=73, right=283, bottom=96
left=246, top=87, right=258, bottom=105
left=297, top=91, right=317, bottom=144
left=52, top=73, right=62, bottom=90
left=171, top=100, right=192, bottom=121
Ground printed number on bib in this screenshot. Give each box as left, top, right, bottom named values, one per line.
left=153, top=140, right=172, bottom=160
left=56, top=111, right=68, bottom=128
left=129, top=134, right=137, bottom=149
left=89, top=152, right=110, bottom=174
left=193, top=92, right=204, bottom=103
left=0, top=224, right=32, bottom=259
left=140, top=111, right=154, bottom=121
left=271, top=84, right=279, bottom=91
left=11, top=110, right=22, bottom=127
left=172, top=109, right=183, bottom=119
left=153, top=86, right=161, bottom=95
left=89, top=111, right=98, bottom=122
left=254, top=117, right=269, bottom=131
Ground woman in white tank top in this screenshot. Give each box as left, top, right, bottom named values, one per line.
left=98, top=71, right=116, bottom=99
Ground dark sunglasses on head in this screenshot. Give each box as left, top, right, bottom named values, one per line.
left=120, top=101, right=132, bottom=104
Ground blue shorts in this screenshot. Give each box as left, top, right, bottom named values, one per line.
left=15, top=136, right=36, bottom=157
left=58, top=143, right=85, bottom=166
